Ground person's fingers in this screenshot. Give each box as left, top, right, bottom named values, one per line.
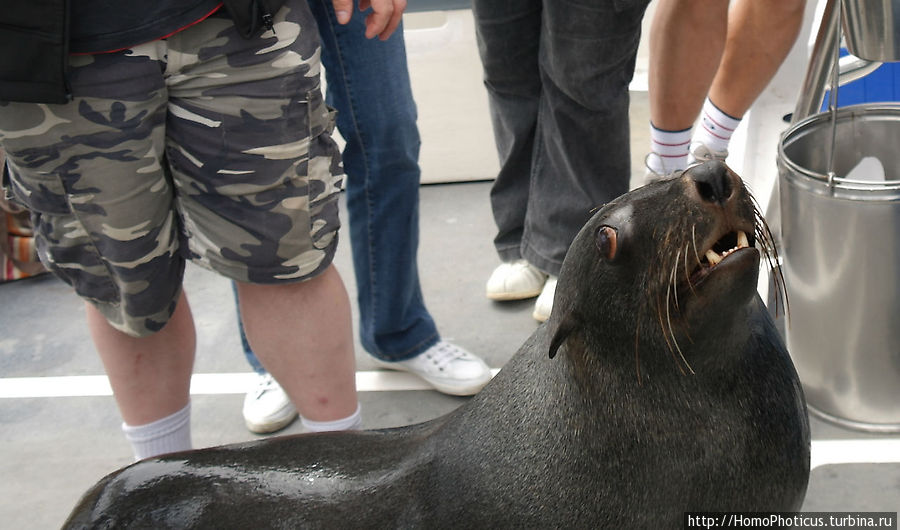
left=331, top=0, right=353, bottom=24
left=376, top=0, right=405, bottom=40
left=362, top=0, right=391, bottom=39
left=359, top=0, right=405, bottom=40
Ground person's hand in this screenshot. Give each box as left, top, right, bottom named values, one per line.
left=331, top=0, right=406, bottom=40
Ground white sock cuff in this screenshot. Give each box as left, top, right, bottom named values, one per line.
left=697, top=97, right=741, bottom=151
left=301, top=403, right=363, bottom=433
left=704, top=97, right=741, bottom=123
left=649, top=124, right=693, bottom=173
left=122, top=402, right=192, bottom=461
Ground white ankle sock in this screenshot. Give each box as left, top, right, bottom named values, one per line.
left=301, top=403, right=362, bottom=433
left=122, top=402, right=192, bottom=461
left=694, top=97, right=741, bottom=154
left=648, top=124, right=693, bottom=174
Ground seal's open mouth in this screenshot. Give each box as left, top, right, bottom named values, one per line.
left=689, top=230, right=754, bottom=286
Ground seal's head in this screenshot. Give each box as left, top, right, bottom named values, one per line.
left=549, top=160, right=782, bottom=376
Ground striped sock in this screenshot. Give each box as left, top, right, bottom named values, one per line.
left=301, top=403, right=363, bottom=433
left=694, top=97, right=741, bottom=155
left=648, top=124, right=692, bottom=175
left=122, top=402, right=192, bottom=461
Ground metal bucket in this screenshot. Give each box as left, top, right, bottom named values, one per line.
left=778, top=103, right=900, bottom=432
left=842, top=0, right=900, bottom=61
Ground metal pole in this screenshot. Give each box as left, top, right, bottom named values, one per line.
left=792, top=0, right=842, bottom=124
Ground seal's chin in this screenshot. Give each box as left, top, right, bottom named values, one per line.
left=689, top=230, right=757, bottom=288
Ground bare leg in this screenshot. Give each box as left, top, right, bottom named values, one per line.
left=648, top=0, right=729, bottom=130
left=708, top=0, right=806, bottom=118
left=236, top=264, right=358, bottom=422
left=87, top=291, right=196, bottom=426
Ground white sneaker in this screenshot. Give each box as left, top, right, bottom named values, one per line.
left=689, top=142, right=728, bottom=165
left=370, top=341, right=492, bottom=396
left=485, top=259, right=547, bottom=301
left=242, top=373, right=298, bottom=434
left=532, top=276, right=557, bottom=322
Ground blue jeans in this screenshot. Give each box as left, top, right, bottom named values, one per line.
left=239, top=0, right=439, bottom=373
left=473, top=0, right=650, bottom=276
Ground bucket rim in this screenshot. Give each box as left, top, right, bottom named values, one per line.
left=779, top=103, right=900, bottom=191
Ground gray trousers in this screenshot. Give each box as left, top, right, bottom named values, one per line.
left=473, top=0, right=650, bottom=276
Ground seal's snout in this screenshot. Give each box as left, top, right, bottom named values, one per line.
left=686, top=160, right=735, bottom=206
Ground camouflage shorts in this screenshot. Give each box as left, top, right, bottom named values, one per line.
left=0, top=1, right=342, bottom=337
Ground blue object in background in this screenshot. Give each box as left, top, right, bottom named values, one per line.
left=821, top=48, right=900, bottom=109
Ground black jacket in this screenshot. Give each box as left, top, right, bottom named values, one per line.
left=0, top=0, right=284, bottom=104
left=0, top=0, right=70, bottom=103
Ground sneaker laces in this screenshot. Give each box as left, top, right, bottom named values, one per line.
left=251, top=374, right=279, bottom=399
left=424, top=342, right=467, bottom=372
left=644, top=152, right=685, bottom=183
left=689, top=141, right=728, bottom=163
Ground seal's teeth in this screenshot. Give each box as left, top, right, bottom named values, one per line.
left=705, top=249, right=722, bottom=266
left=737, top=231, right=749, bottom=249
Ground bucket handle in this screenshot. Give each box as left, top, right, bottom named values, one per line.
left=825, top=0, right=842, bottom=190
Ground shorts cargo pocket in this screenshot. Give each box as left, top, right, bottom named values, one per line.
left=4, top=163, right=119, bottom=303
left=2, top=162, right=70, bottom=214
left=305, top=89, right=342, bottom=252
left=37, top=226, right=120, bottom=304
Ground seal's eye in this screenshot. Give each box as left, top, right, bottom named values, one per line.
left=596, top=225, right=618, bottom=260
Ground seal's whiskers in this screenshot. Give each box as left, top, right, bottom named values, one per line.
left=666, top=299, right=695, bottom=376
left=671, top=248, right=683, bottom=311
left=682, top=243, right=694, bottom=297
left=633, top=322, right=643, bottom=384
left=654, top=295, right=684, bottom=374
left=750, top=199, right=789, bottom=319
left=664, top=262, right=695, bottom=376
left=690, top=225, right=702, bottom=267
left=648, top=225, right=698, bottom=376
left=678, top=242, right=697, bottom=347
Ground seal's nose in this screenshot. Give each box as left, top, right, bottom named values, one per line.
left=686, top=160, right=734, bottom=206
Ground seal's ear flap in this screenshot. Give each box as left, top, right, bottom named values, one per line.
left=549, top=312, right=579, bottom=359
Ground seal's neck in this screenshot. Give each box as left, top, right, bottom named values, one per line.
left=554, top=299, right=757, bottom=391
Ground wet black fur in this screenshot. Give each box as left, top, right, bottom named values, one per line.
left=64, top=162, right=810, bottom=529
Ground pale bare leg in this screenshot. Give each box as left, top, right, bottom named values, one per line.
left=87, top=290, right=196, bottom=426
left=649, top=0, right=728, bottom=130
left=235, top=264, right=358, bottom=422
left=708, top=0, right=806, bottom=118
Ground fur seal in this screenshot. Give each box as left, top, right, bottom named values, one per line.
left=64, top=161, right=810, bottom=528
